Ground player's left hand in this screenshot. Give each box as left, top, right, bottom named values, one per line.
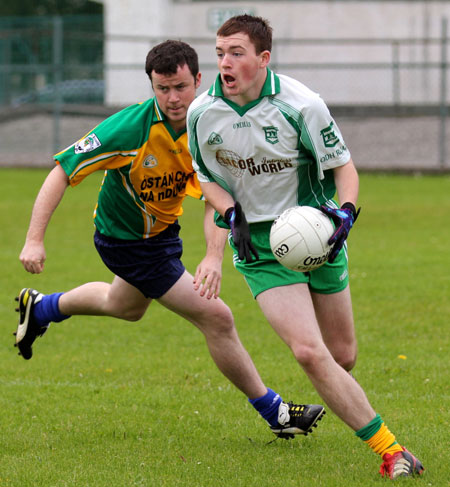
left=319, top=202, right=361, bottom=263
left=193, top=255, right=222, bottom=299
left=224, top=201, right=259, bottom=263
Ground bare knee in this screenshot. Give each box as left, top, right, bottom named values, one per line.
left=196, top=302, right=235, bottom=337
left=106, top=288, right=149, bottom=321
left=208, top=304, right=235, bottom=333
left=334, top=348, right=357, bottom=372
left=123, top=309, right=146, bottom=322
left=292, top=340, right=357, bottom=373
left=327, top=341, right=358, bottom=371
left=290, top=341, right=328, bottom=372
left=117, top=306, right=147, bottom=322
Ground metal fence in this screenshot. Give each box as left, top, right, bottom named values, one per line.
left=0, top=16, right=103, bottom=104
left=0, top=15, right=448, bottom=171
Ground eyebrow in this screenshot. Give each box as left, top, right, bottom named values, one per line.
left=155, top=81, right=186, bottom=88
left=216, top=44, right=245, bottom=51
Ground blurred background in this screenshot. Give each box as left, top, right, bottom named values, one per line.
left=0, top=0, right=449, bottom=171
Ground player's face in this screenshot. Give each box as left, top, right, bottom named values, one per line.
left=216, top=33, right=270, bottom=106
left=151, top=64, right=201, bottom=132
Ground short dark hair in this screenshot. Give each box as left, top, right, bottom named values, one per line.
left=145, top=40, right=199, bottom=81
left=217, top=15, right=272, bottom=54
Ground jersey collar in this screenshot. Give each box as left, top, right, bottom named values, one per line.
left=153, top=97, right=166, bottom=123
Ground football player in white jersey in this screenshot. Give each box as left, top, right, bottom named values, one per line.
left=187, top=15, right=424, bottom=479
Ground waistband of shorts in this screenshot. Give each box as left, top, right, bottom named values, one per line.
left=94, top=221, right=180, bottom=243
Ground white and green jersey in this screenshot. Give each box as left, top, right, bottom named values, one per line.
left=187, top=69, right=351, bottom=223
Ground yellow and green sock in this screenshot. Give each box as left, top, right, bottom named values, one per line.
left=356, top=414, right=403, bottom=457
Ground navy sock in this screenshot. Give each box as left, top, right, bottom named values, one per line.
left=249, top=388, right=283, bottom=427
left=33, top=292, right=71, bottom=327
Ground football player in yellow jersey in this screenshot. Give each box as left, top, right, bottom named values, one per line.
left=14, top=40, right=325, bottom=440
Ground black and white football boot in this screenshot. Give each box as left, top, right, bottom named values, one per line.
left=270, top=402, right=326, bottom=439
left=14, top=288, right=49, bottom=360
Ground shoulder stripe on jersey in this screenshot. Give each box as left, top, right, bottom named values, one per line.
left=269, top=97, right=328, bottom=205
left=306, top=164, right=322, bottom=206
left=69, top=150, right=138, bottom=180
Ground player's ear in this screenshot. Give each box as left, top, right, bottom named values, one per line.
left=195, top=72, right=202, bottom=89
left=260, top=50, right=271, bottom=68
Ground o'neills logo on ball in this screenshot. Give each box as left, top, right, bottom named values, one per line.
left=302, top=249, right=331, bottom=268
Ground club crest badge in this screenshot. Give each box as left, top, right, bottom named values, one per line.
left=143, top=155, right=158, bottom=168
left=320, top=122, right=339, bottom=148
left=74, top=133, right=101, bottom=154
left=263, top=126, right=279, bottom=145
left=208, top=132, right=223, bottom=145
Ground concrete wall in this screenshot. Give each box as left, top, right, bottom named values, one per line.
left=97, top=0, right=450, bottom=106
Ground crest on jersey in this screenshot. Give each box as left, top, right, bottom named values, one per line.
left=74, top=133, right=101, bottom=154
left=143, top=155, right=158, bottom=168
left=263, top=126, right=279, bottom=145
left=208, top=132, right=223, bottom=145
left=320, top=122, right=339, bottom=148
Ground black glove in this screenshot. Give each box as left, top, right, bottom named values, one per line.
left=224, top=202, right=259, bottom=263
left=319, top=202, right=361, bottom=263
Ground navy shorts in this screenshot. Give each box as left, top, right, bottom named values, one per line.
left=94, top=223, right=185, bottom=299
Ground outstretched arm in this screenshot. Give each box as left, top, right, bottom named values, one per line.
left=20, top=164, right=70, bottom=274
left=194, top=200, right=229, bottom=299
left=333, top=158, right=359, bottom=206
left=320, top=158, right=360, bottom=263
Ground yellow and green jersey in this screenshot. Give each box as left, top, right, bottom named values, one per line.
left=55, top=98, right=202, bottom=239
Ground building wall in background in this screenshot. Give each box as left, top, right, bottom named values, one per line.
left=98, top=0, right=450, bottom=105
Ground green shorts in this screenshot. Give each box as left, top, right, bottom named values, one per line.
left=229, top=221, right=349, bottom=298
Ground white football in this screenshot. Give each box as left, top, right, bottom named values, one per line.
left=270, top=206, right=334, bottom=272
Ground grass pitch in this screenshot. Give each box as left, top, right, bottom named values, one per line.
left=0, top=169, right=449, bottom=486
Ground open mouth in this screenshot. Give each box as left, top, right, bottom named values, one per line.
left=223, top=74, right=236, bottom=86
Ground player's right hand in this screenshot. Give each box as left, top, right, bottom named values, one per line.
left=319, top=202, right=360, bottom=263
left=20, top=241, right=46, bottom=274
left=224, top=201, right=259, bottom=263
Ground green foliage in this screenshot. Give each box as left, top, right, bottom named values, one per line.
left=0, top=169, right=448, bottom=486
